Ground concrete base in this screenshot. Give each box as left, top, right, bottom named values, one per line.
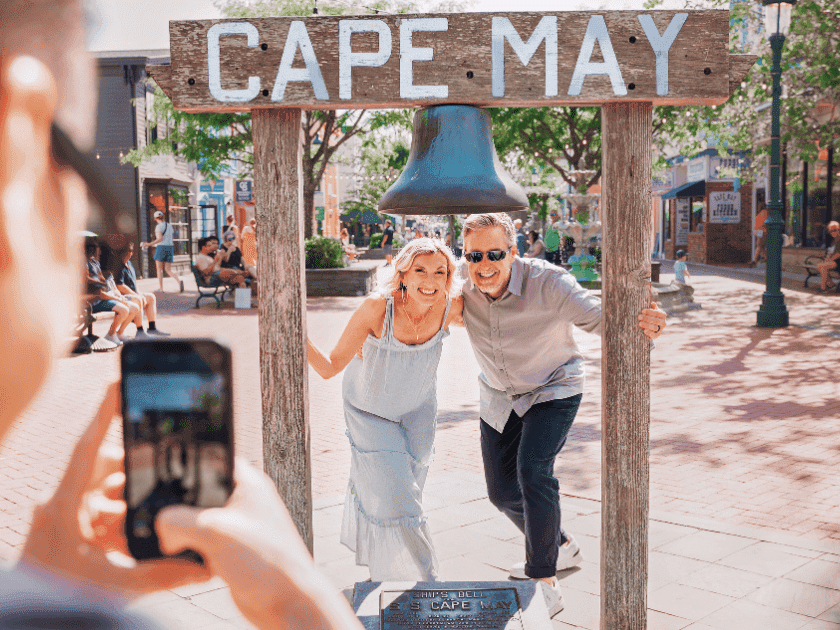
left=353, top=581, right=550, bottom=630
left=306, top=261, right=380, bottom=297
left=653, top=282, right=701, bottom=314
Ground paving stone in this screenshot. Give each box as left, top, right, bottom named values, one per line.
left=557, top=562, right=600, bottom=596
left=785, top=558, right=840, bottom=590
left=140, top=598, right=227, bottom=630
left=552, top=586, right=600, bottom=630
left=698, top=598, right=814, bottom=630
left=677, top=563, right=775, bottom=598
left=747, top=577, right=840, bottom=617
left=655, top=531, right=755, bottom=563
left=170, top=576, right=228, bottom=598
left=437, top=555, right=509, bottom=582
left=648, top=551, right=713, bottom=591
left=189, top=588, right=241, bottom=620
left=648, top=583, right=735, bottom=621
left=718, top=542, right=813, bottom=577
left=800, top=620, right=840, bottom=630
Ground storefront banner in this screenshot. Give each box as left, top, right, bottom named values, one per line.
left=235, top=180, right=253, bottom=202
left=652, top=171, right=674, bottom=193
left=686, top=157, right=707, bottom=183
left=709, top=191, right=740, bottom=223
left=676, top=198, right=690, bottom=245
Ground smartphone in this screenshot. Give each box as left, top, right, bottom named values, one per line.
left=120, top=339, right=234, bottom=562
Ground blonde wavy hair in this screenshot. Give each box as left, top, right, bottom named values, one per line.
left=375, top=237, right=462, bottom=297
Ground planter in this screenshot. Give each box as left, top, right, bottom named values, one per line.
left=306, top=263, right=379, bottom=297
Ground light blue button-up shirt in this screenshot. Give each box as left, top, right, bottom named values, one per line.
left=461, top=257, right=602, bottom=432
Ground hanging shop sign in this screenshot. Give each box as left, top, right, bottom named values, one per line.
left=675, top=198, right=690, bottom=245
left=149, top=11, right=755, bottom=112
left=708, top=191, right=740, bottom=224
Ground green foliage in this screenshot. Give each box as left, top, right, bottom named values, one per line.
left=490, top=107, right=602, bottom=189
left=305, top=236, right=346, bottom=269
left=653, top=0, right=840, bottom=179
left=369, top=233, right=384, bottom=249
left=588, top=246, right=602, bottom=263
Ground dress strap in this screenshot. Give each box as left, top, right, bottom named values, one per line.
left=438, top=297, right=453, bottom=334
left=383, top=295, right=396, bottom=341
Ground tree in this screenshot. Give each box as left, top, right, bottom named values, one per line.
left=124, top=0, right=389, bottom=239
left=653, top=0, right=840, bottom=185
left=490, top=107, right=602, bottom=192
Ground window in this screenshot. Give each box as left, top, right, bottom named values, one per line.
left=663, top=201, right=671, bottom=241
left=690, top=198, right=705, bottom=233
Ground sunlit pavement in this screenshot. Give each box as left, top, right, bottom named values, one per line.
left=2, top=265, right=839, bottom=629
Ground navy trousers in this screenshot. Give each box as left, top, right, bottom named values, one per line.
left=480, top=394, right=582, bottom=579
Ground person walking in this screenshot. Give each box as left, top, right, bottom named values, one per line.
left=141, top=210, right=184, bottom=292
left=458, top=213, right=666, bottom=617
left=751, top=202, right=768, bottom=266
left=514, top=219, right=528, bottom=258
left=307, top=239, right=463, bottom=582
left=381, top=218, right=395, bottom=266
left=818, top=221, right=840, bottom=292
left=524, top=230, right=547, bottom=260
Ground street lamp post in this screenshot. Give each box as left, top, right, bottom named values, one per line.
left=756, top=0, right=794, bottom=327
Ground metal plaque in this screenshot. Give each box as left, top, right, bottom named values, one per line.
left=380, top=588, right=524, bottom=630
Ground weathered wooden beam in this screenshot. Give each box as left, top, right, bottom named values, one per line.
left=729, top=54, right=759, bottom=97
left=600, top=101, right=652, bottom=629
left=253, top=107, right=314, bottom=552
left=147, top=64, right=173, bottom=99
left=161, top=11, right=735, bottom=112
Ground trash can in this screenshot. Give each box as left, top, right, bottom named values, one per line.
left=650, top=261, right=661, bottom=283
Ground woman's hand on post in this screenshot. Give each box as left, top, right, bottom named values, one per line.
left=20, top=382, right=209, bottom=599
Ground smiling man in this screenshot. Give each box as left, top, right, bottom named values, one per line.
left=459, top=213, right=666, bottom=618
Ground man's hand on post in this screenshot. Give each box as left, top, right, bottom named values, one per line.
left=638, top=302, right=667, bottom=340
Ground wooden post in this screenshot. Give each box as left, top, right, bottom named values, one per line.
left=600, top=102, right=653, bottom=629
left=252, top=108, right=314, bottom=552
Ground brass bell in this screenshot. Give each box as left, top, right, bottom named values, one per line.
left=378, top=105, right=529, bottom=216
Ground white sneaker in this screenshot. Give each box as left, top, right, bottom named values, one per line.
left=539, top=581, right=565, bottom=618
left=134, top=330, right=151, bottom=340
left=509, top=534, right=584, bottom=579
left=104, top=333, right=123, bottom=346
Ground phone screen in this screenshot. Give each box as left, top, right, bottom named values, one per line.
left=121, top=339, right=233, bottom=561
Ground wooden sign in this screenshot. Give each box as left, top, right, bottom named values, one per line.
left=150, top=11, right=755, bottom=112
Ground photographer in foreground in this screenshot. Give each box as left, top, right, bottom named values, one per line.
left=0, top=2, right=361, bottom=629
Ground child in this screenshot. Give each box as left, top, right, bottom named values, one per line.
left=674, top=250, right=691, bottom=285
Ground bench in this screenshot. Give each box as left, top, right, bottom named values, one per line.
left=192, top=265, right=235, bottom=308
left=802, top=255, right=840, bottom=292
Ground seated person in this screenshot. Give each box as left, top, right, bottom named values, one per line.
left=195, top=236, right=248, bottom=289
left=113, top=242, right=168, bottom=336
left=85, top=239, right=141, bottom=345
left=220, top=232, right=257, bottom=280
left=340, top=227, right=356, bottom=261
left=818, top=221, right=840, bottom=292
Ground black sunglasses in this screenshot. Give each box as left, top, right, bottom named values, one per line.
left=50, top=123, right=134, bottom=238
left=464, top=249, right=510, bottom=264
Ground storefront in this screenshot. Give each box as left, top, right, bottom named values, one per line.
left=146, top=180, right=195, bottom=275
left=661, top=179, right=753, bottom=264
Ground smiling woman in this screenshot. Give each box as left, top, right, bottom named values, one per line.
left=305, top=237, right=464, bottom=582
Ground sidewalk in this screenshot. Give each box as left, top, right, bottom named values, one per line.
left=2, top=267, right=839, bottom=629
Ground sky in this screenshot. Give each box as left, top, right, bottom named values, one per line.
left=86, top=0, right=688, bottom=52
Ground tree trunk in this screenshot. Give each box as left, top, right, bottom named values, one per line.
left=252, top=108, right=313, bottom=553
left=600, top=102, right=653, bottom=630
left=302, top=183, right=316, bottom=241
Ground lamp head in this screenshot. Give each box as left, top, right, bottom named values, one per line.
left=762, top=0, right=796, bottom=37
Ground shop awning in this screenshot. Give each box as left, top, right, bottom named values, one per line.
left=661, top=180, right=706, bottom=199
left=339, top=210, right=385, bottom=224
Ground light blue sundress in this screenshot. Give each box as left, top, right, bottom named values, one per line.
left=340, top=294, right=452, bottom=582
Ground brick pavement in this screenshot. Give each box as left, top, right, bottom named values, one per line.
left=1, top=266, right=839, bottom=628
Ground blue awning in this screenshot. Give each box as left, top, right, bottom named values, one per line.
left=661, top=180, right=706, bottom=199
left=340, top=210, right=385, bottom=224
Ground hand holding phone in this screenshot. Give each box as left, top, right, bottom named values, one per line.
left=121, top=339, right=234, bottom=562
